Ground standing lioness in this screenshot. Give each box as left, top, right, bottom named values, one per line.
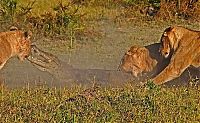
left=153, top=26, right=200, bottom=85
left=0, top=28, right=32, bottom=69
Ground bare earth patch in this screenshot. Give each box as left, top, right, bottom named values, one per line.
left=1, top=20, right=199, bottom=88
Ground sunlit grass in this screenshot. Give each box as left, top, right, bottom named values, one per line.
left=0, top=82, right=200, bottom=122
left=18, top=0, right=62, bottom=15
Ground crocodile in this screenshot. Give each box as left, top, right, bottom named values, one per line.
left=27, top=44, right=199, bottom=87
left=27, top=45, right=138, bottom=87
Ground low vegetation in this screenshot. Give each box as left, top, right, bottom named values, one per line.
left=0, top=81, right=200, bottom=122
left=0, top=0, right=199, bottom=36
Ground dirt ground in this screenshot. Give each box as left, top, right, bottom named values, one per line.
left=1, top=20, right=200, bottom=88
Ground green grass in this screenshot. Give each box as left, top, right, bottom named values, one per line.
left=1, top=82, right=200, bottom=122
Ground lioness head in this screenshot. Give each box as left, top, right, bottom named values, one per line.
left=9, top=27, right=32, bottom=61
left=159, top=27, right=174, bottom=58
left=119, top=45, right=157, bottom=77
left=159, top=26, right=189, bottom=58
left=17, top=31, right=32, bottom=61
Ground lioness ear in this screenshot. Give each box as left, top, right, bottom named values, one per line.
left=163, top=26, right=173, bottom=36
left=126, top=51, right=132, bottom=56
left=163, top=32, right=167, bottom=36
left=140, top=48, right=149, bottom=59
left=140, top=47, right=148, bottom=55
left=10, top=26, right=18, bottom=31
left=24, top=31, right=32, bottom=39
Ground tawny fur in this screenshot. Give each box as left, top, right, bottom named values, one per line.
left=0, top=29, right=32, bottom=69
left=153, top=26, right=200, bottom=85
left=119, top=45, right=158, bottom=77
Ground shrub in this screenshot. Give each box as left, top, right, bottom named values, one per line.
left=0, top=0, right=17, bottom=22
left=156, top=0, right=200, bottom=21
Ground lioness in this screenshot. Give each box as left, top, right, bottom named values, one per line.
left=0, top=28, right=32, bottom=69
left=118, top=45, right=157, bottom=77
left=118, top=43, right=170, bottom=77
left=153, top=26, right=200, bottom=85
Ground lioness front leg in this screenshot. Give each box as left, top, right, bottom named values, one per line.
left=0, top=61, right=6, bottom=70
left=152, top=47, right=195, bottom=85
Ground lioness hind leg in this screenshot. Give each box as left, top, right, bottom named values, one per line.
left=152, top=47, right=195, bottom=85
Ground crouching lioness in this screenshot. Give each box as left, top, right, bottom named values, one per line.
left=118, top=43, right=171, bottom=78
left=119, top=45, right=158, bottom=77
left=0, top=27, right=32, bottom=69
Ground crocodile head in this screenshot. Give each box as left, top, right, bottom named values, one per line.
left=27, top=44, right=61, bottom=73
